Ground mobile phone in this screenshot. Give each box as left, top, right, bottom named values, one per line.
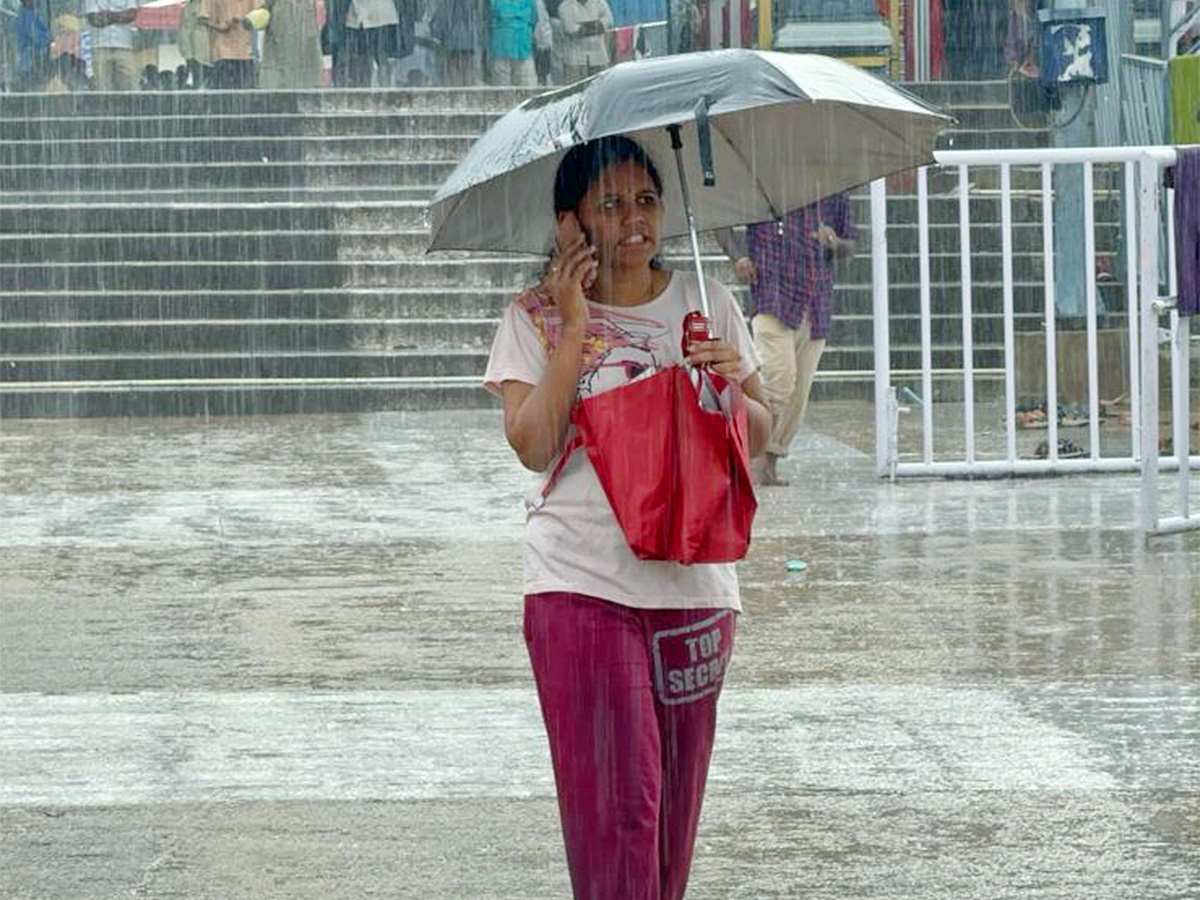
left=682, top=311, right=712, bottom=357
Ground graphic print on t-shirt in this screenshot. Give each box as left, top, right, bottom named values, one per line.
left=519, top=289, right=672, bottom=399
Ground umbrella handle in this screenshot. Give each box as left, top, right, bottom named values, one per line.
left=667, top=123, right=711, bottom=320
left=694, top=97, right=715, bottom=188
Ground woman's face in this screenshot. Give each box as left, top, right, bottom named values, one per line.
left=571, top=159, right=663, bottom=272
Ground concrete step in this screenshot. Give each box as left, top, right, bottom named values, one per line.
left=2, top=118, right=1040, bottom=165
left=0, top=135, right=477, bottom=167
left=0, top=232, right=340, bottom=264
left=0, top=219, right=1124, bottom=262
left=0, top=358, right=1014, bottom=418
left=0, top=302, right=1133, bottom=360
left=0, top=278, right=1134, bottom=329
left=0, top=341, right=1005, bottom=386
left=5, top=148, right=1088, bottom=198
left=0, top=226, right=1125, bottom=288
left=923, top=165, right=1135, bottom=197
left=1, top=163, right=304, bottom=193
left=0, top=260, right=350, bottom=291
left=0, top=91, right=304, bottom=118
left=0, top=377, right=496, bottom=418
left=815, top=344, right=1007, bottom=373
left=0, top=200, right=428, bottom=226
left=837, top=251, right=1125, bottom=286
left=939, top=104, right=1047, bottom=132
left=0, top=186, right=436, bottom=206
left=857, top=192, right=1123, bottom=225
left=903, top=79, right=1013, bottom=107
left=874, top=222, right=1122, bottom=255
left=0, top=318, right=502, bottom=353
left=0, top=288, right=515, bottom=322
left=0, top=351, right=1004, bottom=404
left=934, top=127, right=1050, bottom=152
left=0, top=192, right=1122, bottom=234
left=0, top=111, right=503, bottom=141
left=0, top=220, right=1123, bottom=264
left=0, top=158, right=471, bottom=194
left=870, top=281, right=1132, bottom=319
left=0, top=201, right=341, bottom=232
left=0, top=348, right=488, bottom=382
left=833, top=311, right=1135, bottom=350
left=297, top=112, right=505, bottom=136
left=293, top=87, right=541, bottom=113
left=0, top=87, right=540, bottom=119
left=0, top=77, right=1131, bottom=419
left=0, top=258, right=555, bottom=291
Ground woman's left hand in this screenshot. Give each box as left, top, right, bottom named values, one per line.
left=685, top=339, right=742, bottom=377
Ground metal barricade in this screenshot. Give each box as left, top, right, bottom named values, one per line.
left=870, top=146, right=1197, bottom=536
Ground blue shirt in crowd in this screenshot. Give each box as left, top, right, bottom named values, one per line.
left=16, top=6, right=52, bottom=76
left=488, top=0, right=537, bottom=60
left=606, top=0, right=663, bottom=26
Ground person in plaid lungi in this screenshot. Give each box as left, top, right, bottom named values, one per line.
left=717, top=193, right=856, bottom=485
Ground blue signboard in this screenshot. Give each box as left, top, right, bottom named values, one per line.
left=1038, top=8, right=1110, bottom=86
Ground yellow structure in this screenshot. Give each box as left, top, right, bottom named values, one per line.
left=889, top=0, right=902, bottom=81
left=759, top=0, right=771, bottom=50
left=1169, top=54, right=1200, bottom=144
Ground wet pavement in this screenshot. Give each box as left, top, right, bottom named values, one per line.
left=1, top=401, right=1197, bottom=899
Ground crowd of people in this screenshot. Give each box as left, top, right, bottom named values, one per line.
left=0, top=0, right=681, bottom=91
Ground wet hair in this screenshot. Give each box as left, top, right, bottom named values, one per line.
left=553, top=136, right=664, bottom=214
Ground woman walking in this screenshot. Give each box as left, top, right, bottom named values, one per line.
left=484, top=135, right=770, bottom=899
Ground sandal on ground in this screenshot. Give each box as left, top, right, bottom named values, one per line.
left=1034, top=437, right=1087, bottom=459
left=1058, top=403, right=1089, bottom=427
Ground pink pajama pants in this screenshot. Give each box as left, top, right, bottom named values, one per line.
left=524, top=592, right=737, bottom=900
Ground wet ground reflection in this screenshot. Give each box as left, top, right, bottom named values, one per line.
left=1, top=401, right=1196, bottom=898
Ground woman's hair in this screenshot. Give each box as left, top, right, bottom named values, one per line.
left=553, top=136, right=664, bottom=214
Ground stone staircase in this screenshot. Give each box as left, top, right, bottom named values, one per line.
left=0, top=79, right=1101, bottom=419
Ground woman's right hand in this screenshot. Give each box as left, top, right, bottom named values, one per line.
left=544, top=213, right=598, bottom=331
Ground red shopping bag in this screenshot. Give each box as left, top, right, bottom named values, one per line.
left=566, top=363, right=757, bottom=564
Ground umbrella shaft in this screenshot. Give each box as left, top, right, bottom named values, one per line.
left=670, top=138, right=711, bottom=319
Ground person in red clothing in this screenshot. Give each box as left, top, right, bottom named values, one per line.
left=484, top=136, right=770, bottom=900
left=717, top=193, right=856, bottom=486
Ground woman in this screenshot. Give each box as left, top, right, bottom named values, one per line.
left=483, top=136, right=770, bottom=900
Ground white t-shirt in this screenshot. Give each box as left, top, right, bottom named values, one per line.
left=483, top=269, right=760, bottom=611
left=85, top=0, right=139, bottom=50
left=556, top=0, right=613, bottom=66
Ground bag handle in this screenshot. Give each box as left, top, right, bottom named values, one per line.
left=529, top=430, right=583, bottom=511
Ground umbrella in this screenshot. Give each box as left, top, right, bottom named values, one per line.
left=431, top=50, right=952, bottom=563
left=428, top=48, right=951, bottom=313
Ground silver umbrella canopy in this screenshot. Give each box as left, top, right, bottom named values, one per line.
left=427, top=49, right=952, bottom=313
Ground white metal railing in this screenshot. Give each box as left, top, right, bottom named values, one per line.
left=1119, top=55, right=1167, bottom=146
left=871, top=145, right=1198, bottom=536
